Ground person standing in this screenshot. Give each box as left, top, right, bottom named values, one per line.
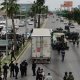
left=20, top=63, right=24, bottom=77
left=14, top=63, right=19, bottom=79
left=32, top=61, right=36, bottom=76
left=45, top=73, right=53, bottom=80
left=36, top=67, right=41, bottom=80
left=3, top=63, right=9, bottom=80
left=67, top=72, right=74, bottom=80
left=61, top=50, right=65, bottom=62
left=76, top=40, right=79, bottom=47
left=39, top=69, right=45, bottom=80
left=11, top=50, right=16, bottom=61
left=63, top=72, right=68, bottom=80
left=9, top=61, right=15, bottom=77
left=23, top=60, right=28, bottom=76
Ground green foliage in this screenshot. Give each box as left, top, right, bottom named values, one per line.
left=61, top=8, right=80, bottom=24
left=1, top=0, right=19, bottom=18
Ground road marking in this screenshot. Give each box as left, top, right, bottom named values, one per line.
left=15, top=41, right=31, bottom=62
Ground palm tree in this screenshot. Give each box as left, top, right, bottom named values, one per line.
left=36, top=0, right=45, bottom=28
left=1, top=0, right=19, bottom=51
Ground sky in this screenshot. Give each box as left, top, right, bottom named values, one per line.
left=0, top=0, right=80, bottom=11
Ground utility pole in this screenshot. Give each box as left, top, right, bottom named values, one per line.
left=6, top=0, right=8, bottom=55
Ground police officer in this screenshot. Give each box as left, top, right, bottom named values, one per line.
left=63, top=72, right=68, bottom=80
left=9, top=61, right=15, bottom=77
left=22, top=60, right=28, bottom=76
left=32, top=61, right=36, bottom=76
left=14, top=63, right=19, bottom=79
left=20, top=63, right=24, bottom=77
left=61, top=50, right=65, bottom=62
left=67, top=72, right=74, bottom=80
left=3, top=63, right=9, bottom=80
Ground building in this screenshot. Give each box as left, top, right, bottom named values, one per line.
left=19, top=3, right=32, bottom=12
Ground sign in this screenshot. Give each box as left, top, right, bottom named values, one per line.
left=64, top=1, right=73, bottom=7
left=36, top=48, right=40, bottom=52
left=61, top=4, right=65, bottom=7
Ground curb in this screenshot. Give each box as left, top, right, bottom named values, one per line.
left=14, top=40, right=31, bottom=63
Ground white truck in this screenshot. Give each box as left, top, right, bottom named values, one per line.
left=31, top=28, right=51, bottom=63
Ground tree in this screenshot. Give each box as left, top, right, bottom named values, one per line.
left=1, top=0, right=19, bottom=51
left=36, top=0, right=45, bottom=28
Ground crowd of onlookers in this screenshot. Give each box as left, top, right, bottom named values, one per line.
left=0, top=60, right=53, bottom=80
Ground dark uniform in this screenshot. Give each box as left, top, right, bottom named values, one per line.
left=20, top=63, right=23, bottom=77
left=9, top=61, right=15, bottom=77
left=3, top=63, right=9, bottom=80
left=32, top=61, right=36, bottom=76
left=14, top=63, right=19, bottom=79
left=23, top=60, right=28, bottom=76
left=20, top=63, right=25, bottom=77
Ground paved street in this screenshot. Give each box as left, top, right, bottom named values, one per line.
left=7, top=15, right=80, bottom=80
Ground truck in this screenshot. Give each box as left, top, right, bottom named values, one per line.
left=31, top=28, right=51, bottom=63
left=51, top=32, right=69, bottom=50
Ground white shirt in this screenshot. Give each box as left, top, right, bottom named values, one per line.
left=45, top=75, right=53, bottom=80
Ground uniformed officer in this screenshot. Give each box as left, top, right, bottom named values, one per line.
left=32, top=61, right=36, bottom=76
left=3, top=63, right=9, bottom=80
left=22, top=60, right=28, bottom=76
left=14, top=63, right=19, bottom=79
left=9, top=61, right=15, bottom=77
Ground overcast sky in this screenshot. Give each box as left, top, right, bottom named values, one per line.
left=0, top=0, right=80, bottom=10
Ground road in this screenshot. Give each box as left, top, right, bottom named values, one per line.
left=7, top=14, right=80, bottom=80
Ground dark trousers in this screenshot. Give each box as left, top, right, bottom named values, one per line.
left=24, top=70, right=27, bottom=76
left=10, top=70, right=14, bottom=77
left=20, top=70, right=24, bottom=77
left=3, top=72, right=7, bottom=80
left=32, top=68, right=36, bottom=75
left=36, top=75, right=40, bottom=80
left=15, top=72, right=18, bottom=79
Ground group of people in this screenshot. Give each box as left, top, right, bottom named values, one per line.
left=1, top=60, right=28, bottom=80
left=1, top=60, right=53, bottom=80
left=32, top=61, right=53, bottom=80
left=36, top=67, right=53, bottom=80
left=63, top=72, right=74, bottom=80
